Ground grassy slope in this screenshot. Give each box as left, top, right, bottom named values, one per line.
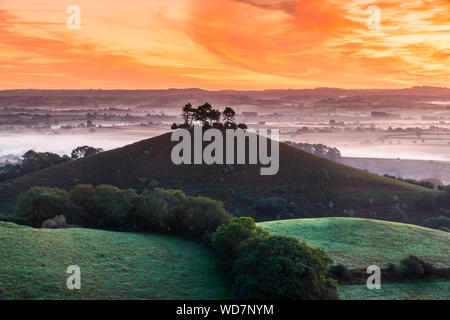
left=0, top=222, right=232, bottom=300
left=260, top=218, right=450, bottom=269
left=340, top=282, right=450, bottom=300
left=0, top=131, right=431, bottom=217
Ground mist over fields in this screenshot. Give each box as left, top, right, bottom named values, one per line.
left=1, top=87, right=449, bottom=183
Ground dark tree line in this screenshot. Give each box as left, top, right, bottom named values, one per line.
left=171, top=103, right=247, bottom=130
left=71, top=146, right=104, bottom=159
left=286, top=141, right=342, bottom=162
left=0, top=146, right=103, bottom=183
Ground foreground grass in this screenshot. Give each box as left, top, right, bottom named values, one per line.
left=0, top=222, right=232, bottom=300
left=340, top=281, right=450, bottom=300
left=260, top=218, right=450, bottom=269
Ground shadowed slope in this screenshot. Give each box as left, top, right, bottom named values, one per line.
left=0, top=131, right=429, bottom=214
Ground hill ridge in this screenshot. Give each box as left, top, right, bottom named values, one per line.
left=0, top=131, right=429, bottom=215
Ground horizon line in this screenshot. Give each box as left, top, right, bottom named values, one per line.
left=0, top=86, right=449, bottom=92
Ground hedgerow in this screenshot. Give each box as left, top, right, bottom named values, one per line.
left=15, top=184, right=231, bottom=241
left=15, top=185, right=340, bottom=300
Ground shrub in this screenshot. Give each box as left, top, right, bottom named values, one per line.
left=212, top=217, right=270, bottom=263
left=15, top=187, right=74, bottom=227
left=251, top=197, right=290, bottom=218
left=386, top=263, right=403, bottom=278
left=400, top=255, right=434, bottom=279
left=422, top=216, right=450, bottom=232
left=419, top=181, right=435, bottom=189
left=386, top=204, right=408, bottom=222
left=68, top=184, right=95, bottom=210
left=401, top=256, right=423, bottom=278
left=42, top=215, right=68, bottom=229
left=438, top=185, right=450, bottom=207
left=121, top=189, right=146, bottom=230
left=93, top=185, right=134, bottom=229
left=172, top=196, right=232, bottom=240
left=416, top=192, right=437, bottom=211
left=147, top=179, right=159, bottom=190
left=140, top=188, right=187, bottom=231
left=330, top=263, right=352, bottom=282
left=68, top=184, right=95, bottom=225
left=232, top=236, right=338, bottom=300
left=137, top=177, right=148, bottom=185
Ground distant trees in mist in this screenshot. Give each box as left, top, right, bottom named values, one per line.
left=0, top=146, right=103, bottom=183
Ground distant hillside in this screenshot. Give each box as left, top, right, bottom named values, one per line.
left=0, top=222, right=231, bottom=300
left=341, top=157, right=450, bottom=185
left=0, top=131, right=431, bottom=218
left=260, top=218, right=450, bottom=269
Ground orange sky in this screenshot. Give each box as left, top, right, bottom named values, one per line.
left=0, top=0, right=449, bottom=89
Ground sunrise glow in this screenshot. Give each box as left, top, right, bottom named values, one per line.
left=1, top=0, right=449, bottom=89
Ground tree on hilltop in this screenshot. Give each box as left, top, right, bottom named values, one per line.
left=223, top=107, right=236, bottom=128
left=171, top=103, right=245, bottom=130
left=182, top=103, right=195, bottom=127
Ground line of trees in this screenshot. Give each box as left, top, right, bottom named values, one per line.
left=171, top=103, right=247, bottom=130
left=0, top=146, right=103, bottom=183
left=14, top=185, right=232, bottom=241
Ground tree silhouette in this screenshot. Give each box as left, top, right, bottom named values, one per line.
left=195, top=103, right=212, bottom=126
left=223, top=107, right=236, bottom=128
left=208, top=108, right=221, bottom=126
left=172, top=103, right=246, bottom=130
left=182, top=103, right=195, bottom=126
left=71, top=146, right=104, bottom=159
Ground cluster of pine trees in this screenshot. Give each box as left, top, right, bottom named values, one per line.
left=171, top=103, right=247, bottom=130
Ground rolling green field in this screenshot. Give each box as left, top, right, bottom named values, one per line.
left=0, top=222, right=232, bottom=300
left=260, top=218, right=450, bottom=269
left=1, top=219, right=449, bottom=300
left=340, top=282, right=450, bottom=300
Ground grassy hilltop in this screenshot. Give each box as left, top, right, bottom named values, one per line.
left=0, top=131, right=432, bottom=220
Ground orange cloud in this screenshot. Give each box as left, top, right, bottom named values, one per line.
left=0, top=0, right=449, bottom=89
left=186, top=0, right=450, bottom=87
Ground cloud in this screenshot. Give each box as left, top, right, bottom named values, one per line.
left=185, top=0, right=450, bottom=87
left=1, top=0, right=449, bottom=89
